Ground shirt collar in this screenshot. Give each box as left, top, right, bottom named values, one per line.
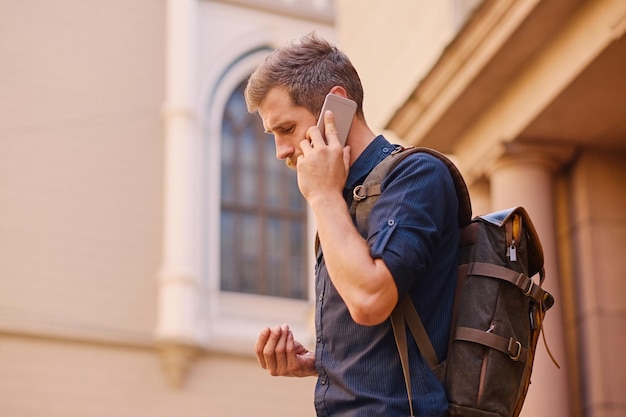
left=345, top=135, right=396, bottom=190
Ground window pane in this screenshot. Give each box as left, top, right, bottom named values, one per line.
left=240, top=124, right=258, bottom=204
left=289, top=222, right=307, bottom=299
left=221, top=121, right=236, bottom=201
left=265, top=217, right=283, bottom=296
left=240, top=214, right=259, bottom=294
left=265, top=133, right=283, bottom=208
left=220, top=212, right=236, bottom=291
left=287, top=168, right=304, bottom=210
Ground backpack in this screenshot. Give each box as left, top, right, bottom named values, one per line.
left=349, top=146, right=558, bottom=417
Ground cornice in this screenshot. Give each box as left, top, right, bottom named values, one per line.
left=385, top=0, right=585, bottom=152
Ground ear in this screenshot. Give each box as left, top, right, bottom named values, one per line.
left=328, top=85, right=348, bottom=98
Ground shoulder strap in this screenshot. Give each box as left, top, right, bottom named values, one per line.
left=390, top=293, right=444, bottom=417
left=350, top=146, right=472, bottom=237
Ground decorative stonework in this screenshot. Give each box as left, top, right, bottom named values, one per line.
left=490, top=141, right=577, bottom=174
left=157, top=341, right=203, bottom=388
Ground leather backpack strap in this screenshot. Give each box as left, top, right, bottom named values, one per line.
left=399, top=296, right=440, bottom=370
left=390, top=303, right=415, bottom=417
left=391, top=296, right=441, bottom=417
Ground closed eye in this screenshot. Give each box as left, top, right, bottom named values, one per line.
left=280, top=125, right=295, bottom=134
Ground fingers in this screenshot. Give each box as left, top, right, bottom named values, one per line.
left=273, top=324, right=290, bottom=375
left=254, top=324, right=294, bottom=376
left=322, top=110, right=339, bottom=143
left=254, top=327, right=272, bottom=369
left=285, top=329, right=299, bottom=372
left=343, top=145, right=351, bottom=170
left=305, top=110, right=339, bottom=149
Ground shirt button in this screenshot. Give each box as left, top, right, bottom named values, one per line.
left=320, top=376, right=328, bottom=385
left=319, top=294, right=323, bottom=301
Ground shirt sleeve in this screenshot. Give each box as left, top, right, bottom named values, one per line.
left=365, top=152, right=458, bottom=297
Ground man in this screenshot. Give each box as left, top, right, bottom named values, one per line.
left=245, top=33, right=458, bottom=417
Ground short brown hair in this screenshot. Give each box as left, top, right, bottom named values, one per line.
left=244, top=33, right=364, bottom=118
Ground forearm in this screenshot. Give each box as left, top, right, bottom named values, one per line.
left=309, top=192, right=398, bottom=325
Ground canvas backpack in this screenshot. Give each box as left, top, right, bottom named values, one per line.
left=349, top=146, right=558, bottom=417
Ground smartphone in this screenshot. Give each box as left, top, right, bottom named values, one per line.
left=316, top=93, right=357, bottom=146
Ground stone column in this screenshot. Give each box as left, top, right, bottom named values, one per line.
left=488, top=142, right=574, bottom=417
left=467, top=178, right=491, bottom=218
left=155, top=0, right=203, bottom=388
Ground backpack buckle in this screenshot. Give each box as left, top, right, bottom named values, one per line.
left=353, top=185, right=366, bottom=201
left=508, top=339, right=522, bottom=361
left=391, top=145, right=409, bottom=155
left=523, top=279, right=534, bottom=296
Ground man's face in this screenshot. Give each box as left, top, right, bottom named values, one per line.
left=258, top=87, right=317, bottom=169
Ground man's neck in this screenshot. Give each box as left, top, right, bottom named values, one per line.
left=346, top=120, right=377, bottom=166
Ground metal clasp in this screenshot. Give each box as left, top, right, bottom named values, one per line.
left=353, top=185, right=366, bottom=201
left=523, top=278, right=534, bottom=296
left=509, top=340, right=522, bottom=361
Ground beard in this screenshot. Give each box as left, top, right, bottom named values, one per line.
left=285, top=155, right=298, bottom=170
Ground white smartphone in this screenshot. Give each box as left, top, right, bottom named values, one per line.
left=316, top=93, right=357, bottom=146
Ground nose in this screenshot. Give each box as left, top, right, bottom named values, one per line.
left=274, top=136, right=294, bottom=161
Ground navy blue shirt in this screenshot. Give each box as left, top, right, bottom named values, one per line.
left=313, top=136, right=458, bottom=417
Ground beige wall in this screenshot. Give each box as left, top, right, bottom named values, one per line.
left=0, top=0, right=164, bottom=346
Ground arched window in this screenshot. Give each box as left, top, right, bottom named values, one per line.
left=220, top=80, right=308, bottom=299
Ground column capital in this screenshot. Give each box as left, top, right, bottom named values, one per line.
left=488, top=141, right=577, bottom=176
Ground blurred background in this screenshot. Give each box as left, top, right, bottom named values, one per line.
left=0, top=0, right=624, bottom=416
